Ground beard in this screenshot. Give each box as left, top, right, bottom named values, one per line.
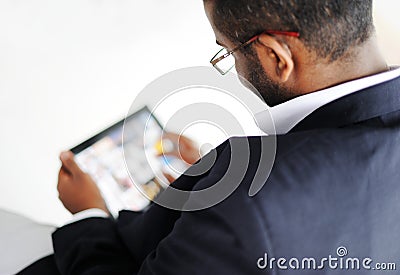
left=240, top=50, right=296, bottom=107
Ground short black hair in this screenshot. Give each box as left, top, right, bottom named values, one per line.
left=207, top=0, right=375, bottom=62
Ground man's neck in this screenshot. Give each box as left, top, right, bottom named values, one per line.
left=297, top=36, right=389, bottom=95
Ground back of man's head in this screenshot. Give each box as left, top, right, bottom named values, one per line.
left=207, top=0, right=374, bottom=62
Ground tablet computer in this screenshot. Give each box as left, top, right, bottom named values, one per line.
left=71, top=106, right=180, bottom=217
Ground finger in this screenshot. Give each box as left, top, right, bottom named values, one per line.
left=58, top=165, right=72, bottom=184
left=163, top=172, right=176, bottom=184
left=57, top=169, right=67, bottom=196
left=58, top=166, right=70, bottom=179
left=60, top=151, right=83, bottom=176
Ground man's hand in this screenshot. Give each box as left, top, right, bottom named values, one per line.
left=57, top=151, right=109, bottom=215
left=159, top=132, right=201, bottom=165
left=156, top=132, right=201, bottom=183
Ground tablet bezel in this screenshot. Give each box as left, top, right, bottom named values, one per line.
left=70, top=106, right=163, bottom=154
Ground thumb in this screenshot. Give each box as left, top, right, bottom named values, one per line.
left=60, top=151, right=83, bottom=176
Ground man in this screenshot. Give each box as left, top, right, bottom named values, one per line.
left=20, top=0, right=400, bottom=274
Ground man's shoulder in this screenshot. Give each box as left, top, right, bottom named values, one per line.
left=224, top=125, right=392, bottom=160
left=192, top=124, right=398, bottom=195
left=214, top=128, right=339, bottom=165
left=205, top=125, right=397, bottom=189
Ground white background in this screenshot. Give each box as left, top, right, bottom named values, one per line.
left=1, top=0, right=399, bottom=226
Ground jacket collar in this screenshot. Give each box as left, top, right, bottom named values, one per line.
left=291, top=75, right=400, bottom=132
left=254, top=67, right=400, bottom=135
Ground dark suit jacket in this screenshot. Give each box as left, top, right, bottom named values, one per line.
left=19, top=76, right=400, bottom=274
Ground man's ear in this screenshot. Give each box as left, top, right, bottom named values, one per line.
left=254, top=33, right=294, bottom=82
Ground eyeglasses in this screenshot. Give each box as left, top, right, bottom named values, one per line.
left=210, top=30, right=300, bottom=75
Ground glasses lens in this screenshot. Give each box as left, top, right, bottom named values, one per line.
left=213, top=48, right=235, bottom=75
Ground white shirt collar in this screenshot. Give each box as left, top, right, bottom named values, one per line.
left=255, top=67, right=400, bottom=135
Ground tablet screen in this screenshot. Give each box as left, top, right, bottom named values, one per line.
left=71, top=107, right=172, bottom=216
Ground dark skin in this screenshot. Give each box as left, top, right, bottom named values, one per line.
left=58, top=151, right=109, bottom=214
left=58, top=2, right=389, bottom=214
left=58, top=133, right=200, bottom=215
left=204, top=1, right=389, bottom=100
